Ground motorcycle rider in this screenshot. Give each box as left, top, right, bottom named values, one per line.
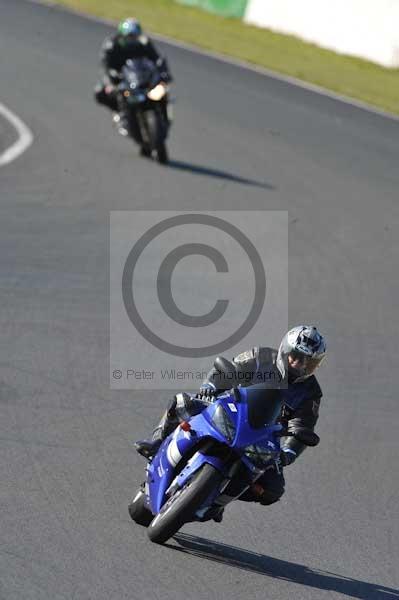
left=94, top=18, right=172, bottom=117
left=135, top=325, right=326, bottom=518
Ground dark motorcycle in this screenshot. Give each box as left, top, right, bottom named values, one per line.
left=114, top=58, right=171, bottom=164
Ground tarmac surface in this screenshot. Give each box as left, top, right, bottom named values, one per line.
left=1, top=2, right=398, bottom=599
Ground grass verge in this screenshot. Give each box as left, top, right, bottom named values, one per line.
left=49, top=0, right=399, bottom=116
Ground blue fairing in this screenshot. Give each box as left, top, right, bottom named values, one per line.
left=147, top=406, right=229, bottom=514
left=146, top=439, right=175, bottom=514
left=146, top=386, right=282, bottom=516
left=175, top=451, right=227, bottom=490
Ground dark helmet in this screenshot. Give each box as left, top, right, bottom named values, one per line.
left=277, top=325, right=326, bottom=383
left=118, top=18, right=142, bottom=39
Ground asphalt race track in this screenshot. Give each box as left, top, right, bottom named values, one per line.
left=1, top=1, right=399, bottom=599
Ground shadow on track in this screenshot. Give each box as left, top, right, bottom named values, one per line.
left=166, top=159, right=275, bottom=190
left=167, top=534, right=398, bottom=600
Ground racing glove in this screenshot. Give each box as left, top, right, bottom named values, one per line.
left=156, top=57, right=173, bottom=83
left=199, top=382, right=218, bottom=398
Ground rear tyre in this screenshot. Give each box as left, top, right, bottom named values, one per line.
left=147, top=464, right=222, bottom=544
left=128, top=488, right=153, bottom=527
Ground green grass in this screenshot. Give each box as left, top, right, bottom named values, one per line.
left=52, top=0, right=399, bottom=115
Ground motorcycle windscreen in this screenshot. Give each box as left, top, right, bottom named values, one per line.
left=124, top=58, right=157, bottom=88
left=241, top=385, right=282, bottom=429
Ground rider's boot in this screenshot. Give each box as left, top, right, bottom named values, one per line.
left=135, top=403, right=179, bottom=459
left=134, top=429, right=163, bottom=460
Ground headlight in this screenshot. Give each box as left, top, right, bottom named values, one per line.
left=211, top=405, right=236, bottom=443
left=147, top=83, right=168, bottom=101
left=244, top=445, right=274, bottom=469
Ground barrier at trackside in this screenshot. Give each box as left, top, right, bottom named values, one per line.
left=176, top=0, right=399, bottom=68
left=244, top=0, right=399, bottom=68
left=176, top=0, right=248, bottom=19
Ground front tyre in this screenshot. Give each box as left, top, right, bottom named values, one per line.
left=140, top=146, right=152, bottom=158
left=144, top=109, right=168, bottom=164
left=128, top=488, right=153, bottom=527
left=156, top=142, right=168, bottom=165
left=147, top=464, right=222, bottom=544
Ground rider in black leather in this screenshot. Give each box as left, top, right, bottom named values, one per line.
left=94, top=17, right=172, bottom=111
left=136, top=325, right=326, bottom=511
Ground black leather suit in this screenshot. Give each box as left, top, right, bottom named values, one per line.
left=152, top=347, right=322, bottom=506
left=95, top=34, right=171, bottom=110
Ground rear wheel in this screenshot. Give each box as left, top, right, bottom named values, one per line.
left=128, top=487, right=153, bottom=527
left=147, top=464, right=222, bottom=544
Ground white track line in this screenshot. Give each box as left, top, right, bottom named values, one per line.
left=0, top=102, right=34, bottom=167
left=28, top=0, right=399, bottom=123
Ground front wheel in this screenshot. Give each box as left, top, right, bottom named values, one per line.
left=156, top=142, right=168, bottom=165
left=143, top=109, right=168, bottom=163
left=139, top=146, right=152, bottom=158
left=147, top=463, right=223, bottom=544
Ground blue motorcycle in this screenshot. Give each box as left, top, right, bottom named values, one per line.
left=129, top=358, right=319, bottom=544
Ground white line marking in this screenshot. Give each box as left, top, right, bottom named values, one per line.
left=28, top=0, right=399, bottom=122
left=0, top=102, right=33, bottom=167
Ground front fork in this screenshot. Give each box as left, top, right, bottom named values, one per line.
left=215, top=460, right=255, bottom=506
